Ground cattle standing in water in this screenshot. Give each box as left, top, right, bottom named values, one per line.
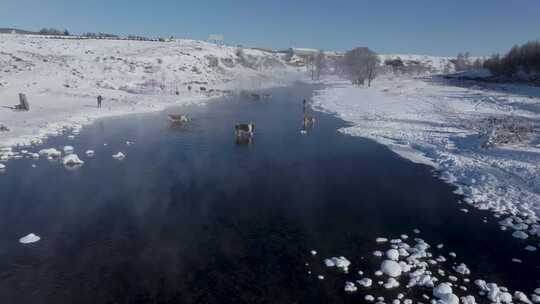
left=235, top=123, right=255, bottom=138
left=301, top=115, right=316, bottom=134
left=97, top=95, right=103, bottom=108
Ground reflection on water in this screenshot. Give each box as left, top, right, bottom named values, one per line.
left=0, top=84, right=538, bottom=304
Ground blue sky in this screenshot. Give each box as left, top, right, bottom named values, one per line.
left=1, top=0, right=539, bottom=56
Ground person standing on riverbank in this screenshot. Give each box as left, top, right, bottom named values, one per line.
left=97, top=95, right=103, bottom=108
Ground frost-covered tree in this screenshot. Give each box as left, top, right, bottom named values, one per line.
left=343, top=47, right=380, bottom=86
left=313, top=50, right=326, bottom=80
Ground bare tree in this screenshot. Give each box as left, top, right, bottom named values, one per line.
left=343, top=47, right=380, bottom=86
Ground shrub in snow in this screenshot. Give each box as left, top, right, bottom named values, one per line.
left=477, top=116, right=535, bottom=148
left=19, top=233, right=40, bottom=244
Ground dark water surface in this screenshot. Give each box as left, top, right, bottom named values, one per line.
left=0, top=84, right=538, bottom=304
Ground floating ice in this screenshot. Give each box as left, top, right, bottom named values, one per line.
left=413, top=229, right=421, bottom=234
left=19, top=233, right=40, bottom=244
left=384, top=278, right=400, bottom=289
left=515, top=291, right=532, bottom=304
left=62, top=154, right=84, bottom=166
left=512, top=258, right=522, bottom=263
left=453, top=263, right=470, bottom=275
left=317, top=275, right=324, bottom=280
left=112, top=152, right=126, bottom=160
left=344, top=281, right=357, bottom=293
left=512, top=231, right=529, bottom=239
left=433, top=283, right=453, bottom=299
left=365, top=295, right=375, bottom=302
left=324, top=256, right=351, bottom=273
left=438, top=293, right=460, bottom=304
left=381, top=260, right=402, bottom=277
left=376, top=237, right=389, bottom=243
left=63, top=145, right=74, bottom=154
left=39, top=148, right=61, bottom=158
left=358, top=278, right=373, bottom=287
left=86, top=150, right=95, bottom=157
left=386, top=249, right=400, bottom=261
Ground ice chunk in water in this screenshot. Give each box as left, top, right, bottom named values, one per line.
left=19, top=233, right=40, bottom=244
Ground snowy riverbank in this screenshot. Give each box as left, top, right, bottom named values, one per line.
left=313, top=76, right=540, bottom=241
left=0, top=34, right=304, bottom=151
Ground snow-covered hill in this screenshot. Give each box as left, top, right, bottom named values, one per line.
left=0, top=34, right=304, bottom=148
